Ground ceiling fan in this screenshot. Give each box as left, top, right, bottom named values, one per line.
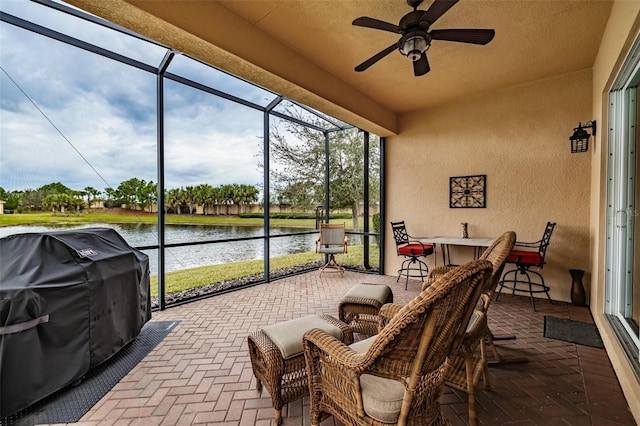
left=352, top=0, right=495, bottom=76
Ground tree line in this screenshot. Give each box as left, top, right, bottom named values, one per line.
left=1, top=114, right=380, bottom=223
left=0, top=179, right=259, bottom=215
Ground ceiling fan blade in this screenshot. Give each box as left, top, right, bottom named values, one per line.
left=422, top=0, right=459, bottom=25
left=355, top=43, right=398, bottom=72
left=413, top=53, right=430, bottom=76
left=430, top=29, right=495, bottom=45
left=352, top=16, right=400, bottom=33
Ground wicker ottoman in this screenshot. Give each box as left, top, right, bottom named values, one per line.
left=338, top=283, right=394, bottom=337
left=247, top=314, right=353, bottom=425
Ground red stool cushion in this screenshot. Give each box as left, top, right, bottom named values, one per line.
left=398, top=243, right=434, bottom=257
left=507, top=250, right=543, bottom=266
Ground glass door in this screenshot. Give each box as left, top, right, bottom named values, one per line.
left=606, top=83, right=639, bottom=358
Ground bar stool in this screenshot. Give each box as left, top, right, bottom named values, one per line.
left=496, top=222, right=556, bottom=311
left=390, top=221, right=434, bottom=289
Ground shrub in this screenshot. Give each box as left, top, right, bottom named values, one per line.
left=372, top=212, right=381, bottom=247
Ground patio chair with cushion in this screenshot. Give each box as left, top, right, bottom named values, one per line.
left=391, top=220, right=435, bottom=289
left=315, top=223, right=348, bottom=277
left=423, top=231, right=516, bottom=426
left=303, top=259, right=492, bottom=426
left=496, top=222, right=556, bottom=311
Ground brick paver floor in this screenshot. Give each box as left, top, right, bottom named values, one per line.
left=44, top=270, right=636, bottom=425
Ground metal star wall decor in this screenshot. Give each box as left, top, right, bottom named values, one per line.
left=450, top=175, right=486, bottom=208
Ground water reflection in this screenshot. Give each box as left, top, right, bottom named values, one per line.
left=0, top=223, right=361, bottom=275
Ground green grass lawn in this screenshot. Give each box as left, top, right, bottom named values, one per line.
left=0, top=211, right=374, bottom=230
left=0, top=211, right=316, bottom=228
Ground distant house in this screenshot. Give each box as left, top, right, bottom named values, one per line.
left=0, top=200, right=4, bottom=215
left=88, top=200, right=105, bottom=209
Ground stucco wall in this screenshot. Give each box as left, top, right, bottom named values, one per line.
left=387, top=69, right=592, bottom=304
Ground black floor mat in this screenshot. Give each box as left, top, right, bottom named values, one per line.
left=1, top=320, right=178, bottom=426
left=543, top=316, right=604, bottom=348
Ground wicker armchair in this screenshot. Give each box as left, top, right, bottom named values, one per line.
left=302, top=259, right=492, bottom=426
left=422, top=231, right=516, bottom=426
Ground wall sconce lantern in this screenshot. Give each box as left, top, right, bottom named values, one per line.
left=569, top=121, right=596, bottom=153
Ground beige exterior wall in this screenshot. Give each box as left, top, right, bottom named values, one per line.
left=590, top=1, right=640, bottom=422
left=386, top=2, right=640, bottom=420
left=387, top=69, right=593, bottom=305
left=387, top=4, right=640, bottom=416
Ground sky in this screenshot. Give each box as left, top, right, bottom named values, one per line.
left=0, top=0, right=296, bottom=195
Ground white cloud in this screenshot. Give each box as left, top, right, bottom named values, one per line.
left=0, top=3, right=266, bottom=194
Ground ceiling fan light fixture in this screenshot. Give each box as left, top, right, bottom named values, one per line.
left=352, top=0, right=495, bottom=75
left=400, top=34, right=429, bottom=61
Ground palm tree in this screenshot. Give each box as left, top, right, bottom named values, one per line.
left=201, top=184, right=215, bottom=215
left=195, top=184, right=213, bottom=215
left=43, top=193, right=75, bottom=214
left=229, top=183, right=242, bottom=215
left=104, top=187, right=119, bottom=208
left=84, top=186, right=101, bottom=209
left=237, top=184, right=259, bottom=213
left=69, top=194, right=86, bottom=213
left=165, top=187, right=182, bottom=214
left=42, top=193, right=61, bottom=213
left=183, top=186, right=197, bottom=215
left=219, top=184, right=234, bottom=215
left=68, top=190, right=85, bottom=213
left=211, top=186, right=222, bottom=215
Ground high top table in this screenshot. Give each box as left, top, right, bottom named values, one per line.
left=420, top=236, right=493, bottom=267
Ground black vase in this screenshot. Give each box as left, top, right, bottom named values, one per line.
left=569, top=269, right=586, bottom=306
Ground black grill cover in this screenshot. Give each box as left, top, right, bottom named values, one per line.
left=0, top=227, right=151, bottom=417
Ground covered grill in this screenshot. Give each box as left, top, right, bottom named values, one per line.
left=0, top=227, right=151, bottom=417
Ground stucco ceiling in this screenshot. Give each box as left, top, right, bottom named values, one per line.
left=68, top=0, right=613, bottom=135
left=218, top=0, right=611, bottom=112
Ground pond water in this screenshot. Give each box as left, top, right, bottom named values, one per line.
left=0, top=223, right=360, bottom=275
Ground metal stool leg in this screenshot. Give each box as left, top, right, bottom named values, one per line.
left=496, top=267, right=551, bottom=311
left=397, top=256, right=429, bottom=290
left=521, top=270, right=537, bottom=311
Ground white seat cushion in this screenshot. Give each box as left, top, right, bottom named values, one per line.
left=360, top=374, right=406, bottom=423
left=262, top=315, right=343, bottom=359
left=349, top=335, right=376, bottom=353
left=349, top=336, right=405, bottom=423
left=318, top=246, right=346, bottom=254
left=343, top=283, right=391, bottom=304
